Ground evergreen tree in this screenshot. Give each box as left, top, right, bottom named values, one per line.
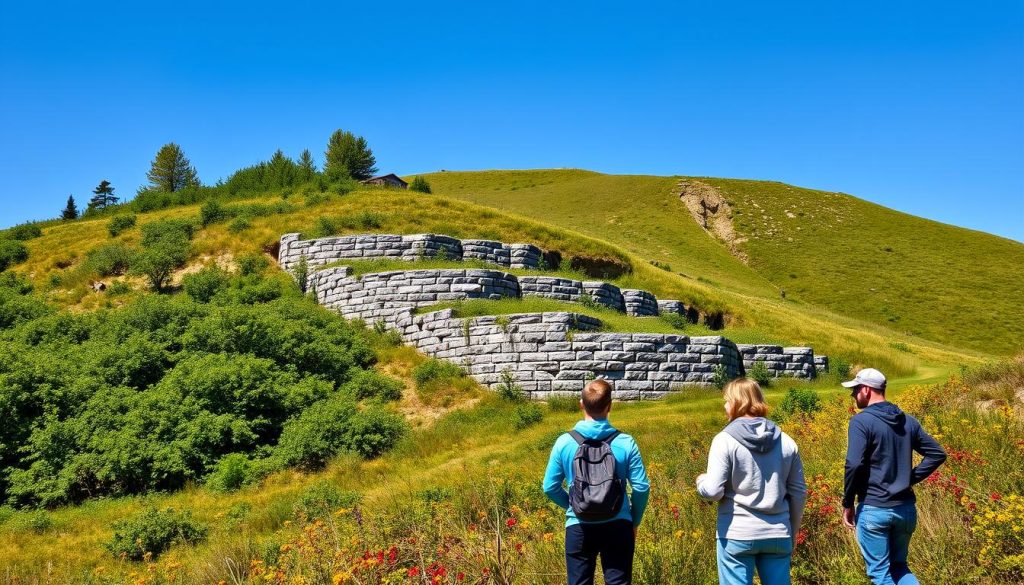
left=266, top=149, right=297, bottom=188
left=88, top=180, right=118, bottom=211
left=324, top=130, right=377, bottom=181
left=61, top=195, right=79, bottom=220
left=147, top=143, right=200, bottom=192
left=298, top=149, right=317, bottom=182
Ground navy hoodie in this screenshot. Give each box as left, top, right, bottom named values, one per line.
left=843, top=402, right=946, bottom=509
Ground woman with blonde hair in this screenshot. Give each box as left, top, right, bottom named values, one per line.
left=696, top=378, right=807, bottom=585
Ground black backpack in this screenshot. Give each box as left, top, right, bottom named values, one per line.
left=568, top=430, right=625, bottom=521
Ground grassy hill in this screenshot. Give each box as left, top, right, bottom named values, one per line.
left=0, top=171, right=1020, bottom=584
left=422, top=169, right=1024, bottom=356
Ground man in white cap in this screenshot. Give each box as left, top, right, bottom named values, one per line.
left=841, top=367, right=946, bottom=585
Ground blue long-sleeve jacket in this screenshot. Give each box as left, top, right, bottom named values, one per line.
left=843, top=402, right=946, bottom=509
left=542, top=419, right=650, bottom=527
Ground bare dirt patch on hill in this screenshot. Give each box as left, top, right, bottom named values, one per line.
left=678, top=179, right=748, bottom=264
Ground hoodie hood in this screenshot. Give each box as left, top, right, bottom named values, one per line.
left=861, top=402, right=906, bottom=428
left=723, top=417, right=781, bottom=453
left=573, top=418, right=618, bottom=441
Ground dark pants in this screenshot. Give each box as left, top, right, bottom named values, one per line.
left=565, top=519, right=635, bottom=585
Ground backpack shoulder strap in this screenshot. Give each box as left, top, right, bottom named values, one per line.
left=568, top=430, right=586, bottom=445
left=602, top=431, right=621, bottom=444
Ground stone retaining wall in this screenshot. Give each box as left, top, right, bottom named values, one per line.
left=279, top=233, right=542, bottom=272
left=397, top=310, right=745, bottom=399
left=737, top=344, right=819, bottom=379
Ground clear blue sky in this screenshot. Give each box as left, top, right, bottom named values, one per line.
left=2, top=1, right=1022, bottom=241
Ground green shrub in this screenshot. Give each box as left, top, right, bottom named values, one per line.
left=514, top=403, right=544, bottom=430
left=106, top=507, right=207, bottom=561
left=182, top=266, right=229, bottom=303
left=342, top=370, right=404, bottom=401
left=0, top=240, right=29, bottom=272
left=107, top=214, right=137, bottom=237
left=712, top=365, right=731, bottom=390
left=10, top=509, right=52, bottom=534
left=199, top=200, right=229, bottom=227
left=0, top=288, right=51, bottom=329
left=0, top=271, right=33, bottom=294
left=85, top=242, right=135, bottom=276
left=274, top=396, right=358, bottom=470
left=774, top=388, right=822, bottom=421
left=659, top=313, right=688, bottom=331
left=829, top=358, right=851, bottom=380
left=749, top=361, right=772, bottom=386
left=342, top=407, right=407, bottom=458
left=412, top=358, right=464, bottom=388
left=5, top=223, right=42, bottom=241
left=889, top=341, right=913, bottom=353
left=206, top=453, right=255, bottom=492
left=409, top=176, right=432, bottom=193
left=352, top=211, right=383, bottom=229
left=106, top=281, right=132, bottom=296
left=236, top=253, right=269, bottom=276
left=296, top=481, right=361, bottom=519
left=497, top=368, right=526, bottom=402
left=312, top=216, right=339, bottom=238
left=140, top=218, right=195, bottom=247
left=228, top=217, right=251, bottom=233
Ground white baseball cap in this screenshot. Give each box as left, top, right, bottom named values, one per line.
left=841, top=368, right=887, bottom=391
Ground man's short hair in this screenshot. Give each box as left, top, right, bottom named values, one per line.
left=581, top=379, right=613, bottom=415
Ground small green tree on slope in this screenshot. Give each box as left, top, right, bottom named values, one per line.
left=324, top=130, right=377, bottom=182
left=88, top=180, right=118, bottom=211
left=61, top=195, right=79, bottom=220
left=147, top=143, right=200, bottom=192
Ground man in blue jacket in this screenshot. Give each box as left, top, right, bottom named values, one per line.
left=543, top=380, right=650, bottom=585
left=841, top=368, right=946, bottom=585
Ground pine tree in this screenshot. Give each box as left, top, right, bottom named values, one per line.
left=147, top=143, right=200, bottom=192
left=88, top=180, right=118, bottom=211
left=266, top=149, right=297, bottom=188
left=298, top=149, right=317, bottom=182
left=324, top=130, right=377, bottom=182
left=61, top=195, right=79, bottom=220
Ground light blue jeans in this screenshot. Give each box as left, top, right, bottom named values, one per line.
left=855, top=503, right=920, bottom=585
left=716, top=537, right=792, bottom=585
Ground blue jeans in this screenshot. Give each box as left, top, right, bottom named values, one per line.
left=855, top=503, right=919, bottom=585
left=565, top=520, right=635, bottom=585
left=716, top=537, right=793, bottom=585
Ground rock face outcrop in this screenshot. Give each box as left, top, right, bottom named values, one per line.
left=284, top=233, right=828, bottom=398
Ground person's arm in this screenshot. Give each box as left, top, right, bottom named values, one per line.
left=542, top=437, right=570, bottom=509
left=911, top=421, right=947, bottom=485
left=786, top=443, right=807, bottom=544
left=842, top=418, right=869, bottom=510
left=696, top=434, right=730, bottom=502
left=626, top=439, right=650, bottom=527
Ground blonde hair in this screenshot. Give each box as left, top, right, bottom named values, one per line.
left=723, top=378, right=769, bottom=420
left=582, top=379, right=613, bottom=415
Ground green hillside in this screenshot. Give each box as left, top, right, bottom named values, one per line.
left=423, top=169, right=1024, bottom=356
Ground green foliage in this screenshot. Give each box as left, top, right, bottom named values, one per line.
left=0, top=288, right=50, bottom=330
left=412, top=358, right=464, bottom=389
left=547, top=395, right=580, bottom=412
left=658, top=312, right=689, bottom=331
left=61, top=195, right=79, bottom=220
left=273, top=396, right=358, bottom=470
left=748, top=361, right=772, bottom=386
left=5, top=223, right=42, bottom=241
left=513, top=403, right=543, bottom=430
left=182, top=266, right=230, bottom=302
left=296, top=481, right=361, bottom=519
left=773, top=388, right=822, bottom=421
left=237, top=253, right=269, bottom=276
left=324, top=129, right=377, bottom=181
left=132, top=219, right=194, bottom=291
left=106, top=507, right=207, bottom=561
left=343, top=407, right=407, bottom=458
left=0, top=241, right=29, bottom=272
left=107, top=214, right=137, bottom=237
left=409, top=176, right=432, bottom=193
left=228, top=217, right=251, bottom=233
left=342, top=370, right=403, bottom=402
left=497, top=368, right=526, bottom=402
left=712, top=364, right=730, bottom=390
left=312, top=216, right=339, bottom=238
left=88, top=180, right=118, bottom=211
left=147, top=143, right=199, bottom=192
left=85, top=242, right=135, bottom=276
left=199, top=200, right=228, bottom=227
left=205, top=453, right=255, bottom=492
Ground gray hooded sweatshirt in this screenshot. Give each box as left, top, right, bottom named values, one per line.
left=696, top=417, right=807, bottom=541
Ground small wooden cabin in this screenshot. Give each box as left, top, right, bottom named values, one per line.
left=360, top=174, right=408, bottom=189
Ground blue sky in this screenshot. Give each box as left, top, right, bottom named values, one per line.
left=1, top=1, right=1022, bottom=241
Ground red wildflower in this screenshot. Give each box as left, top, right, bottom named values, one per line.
left=796, top=529, right=808, bottom=546
left=457, top=572, right=465, bottom=581
left=408, top=566, right=421, bottom=577
left=506, top=518, right=518, bottom=528
left=991, top=492, right=1002, bottom=501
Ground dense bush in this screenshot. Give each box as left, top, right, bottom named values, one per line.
left=236, top=253, right=269, bottom=276
left=4, top=223, right=42, bottom=241
left=106, top=214, right=137, bottom=237
left=773, top=387, right=822, bottom=421
left=131, top=219, right=194, bottom=291
left=342, top=407, right=407, bottom=458
left=0, top=240, right=29, bottom=272
left=513, top=403, right=544, bottom=430
left=342, top=369, right=403, bottom=401
left=106, top=507, right=207, bottom=561
left=748, top=361, right=772, bottom=386
left=409, top=176, right=432, bottom=193
left=0, top=271, right=383, bottom=507
left=412, top=358, right=464, bottom=388
left=85, top=242, right=135, bottom=276
left=182, top=266, right=230, bottom=302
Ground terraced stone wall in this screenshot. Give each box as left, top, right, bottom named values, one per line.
left=396, top=310, right=744, bottom=399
